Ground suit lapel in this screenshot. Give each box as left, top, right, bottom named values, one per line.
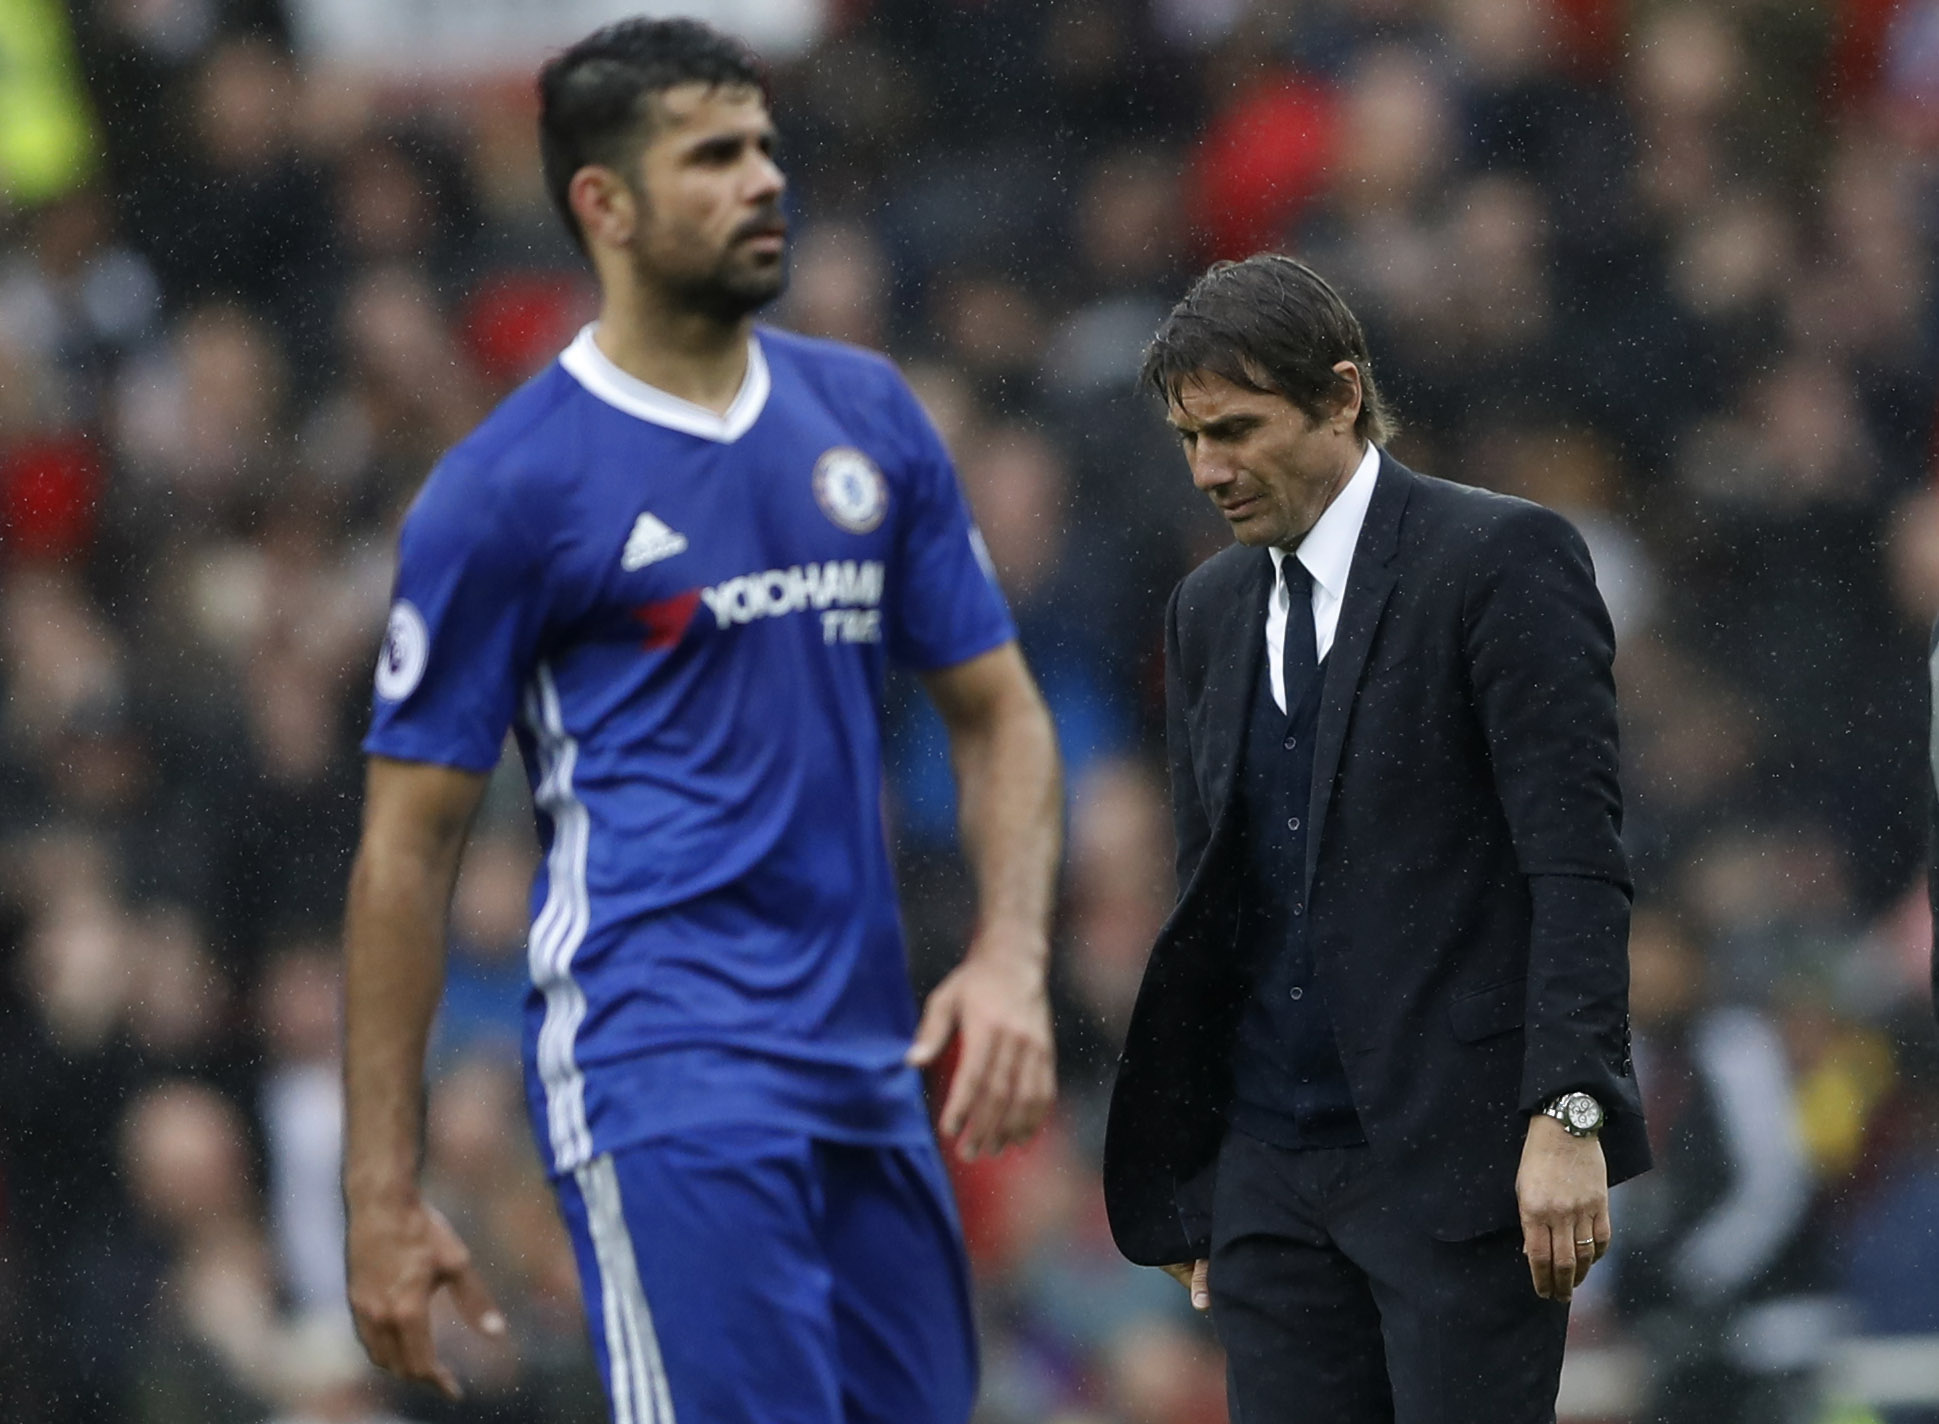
left=1304, top=454, right=1411, bottom=893
left=1194, top=549, right=1272, bottom=825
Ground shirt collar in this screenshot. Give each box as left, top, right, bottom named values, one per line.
left=1268, top=441, right=1381, bottom=599
left=558, top=323, right=770, bottom=442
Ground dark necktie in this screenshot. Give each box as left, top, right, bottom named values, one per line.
left=1282, top=555, right=1319, bottom=717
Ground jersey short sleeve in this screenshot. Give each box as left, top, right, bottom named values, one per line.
left=363, top=454, right=548, bottom=772
left=881, top=379, right=1015, bottom=671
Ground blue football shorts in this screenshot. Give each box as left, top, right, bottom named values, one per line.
left=551, top=1124, right=978, bottom=1424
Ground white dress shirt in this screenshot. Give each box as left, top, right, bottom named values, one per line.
left=1265, top=442, right=1381, bottom=714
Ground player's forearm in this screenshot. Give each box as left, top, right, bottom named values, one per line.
left=948, top=675, right=1062, bottom=965
left=342, top=836, right=466, bottom=1206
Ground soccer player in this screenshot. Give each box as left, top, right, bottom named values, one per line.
left=340, top=20, right=1062, bottom=1424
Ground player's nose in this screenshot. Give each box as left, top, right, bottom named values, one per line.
left=1190, top=451, right=1235, bottom=491
left=747, top=151, right=786, bottom=204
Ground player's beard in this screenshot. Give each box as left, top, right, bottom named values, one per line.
left=635, top=207, right=789, bottom=326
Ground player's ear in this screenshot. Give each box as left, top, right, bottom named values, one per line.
left=1329, top=360, right=1363, bottom=433
left=568, top=165, right=638, bottom=251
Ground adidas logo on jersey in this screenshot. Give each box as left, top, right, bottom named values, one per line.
left=621, top=512, right=689, bottom=570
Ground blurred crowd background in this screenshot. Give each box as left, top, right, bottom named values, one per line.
left=6, top=0, right=1939, bottom=1421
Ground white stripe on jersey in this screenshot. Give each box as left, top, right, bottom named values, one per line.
left=525, top=663, right=594, bottom=1172
left=577, top=1155, right=677, bottom=1424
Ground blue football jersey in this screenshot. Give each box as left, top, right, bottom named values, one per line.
left=364, top=325, right=1016, bottom=1175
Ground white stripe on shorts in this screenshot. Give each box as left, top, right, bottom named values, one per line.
left=577, top=1154, right=677, bottom=1424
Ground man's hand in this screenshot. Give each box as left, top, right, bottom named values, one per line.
left=907, top=926, right=1056, bottom=1160
left=1162, top=1259, right=1211, bottom=1312
left=1515, top=1114, right=1610, bottom=1302
left=347, top=1195, right=506, bottom=1400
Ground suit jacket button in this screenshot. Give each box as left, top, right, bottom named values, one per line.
left=1289, top=986, right=1304, bottom=1001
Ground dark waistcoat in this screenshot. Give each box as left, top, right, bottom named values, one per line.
left=1228, top=651, right=1364, bottom=1149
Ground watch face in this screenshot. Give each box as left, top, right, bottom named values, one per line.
left=1566, top=1096, right=1602, bottom=1131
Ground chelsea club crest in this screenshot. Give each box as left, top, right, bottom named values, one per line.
left=812, top=447, right=888, bottom=534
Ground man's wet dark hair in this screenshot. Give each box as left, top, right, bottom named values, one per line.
left=538, top=18, right=767, bottom=253
left=1141, top=254, right=1394, bottom=445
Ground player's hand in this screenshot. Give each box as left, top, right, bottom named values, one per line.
left=1515, top=1115, right=1610, bottom=1302
left=346, top=1194, right=506, bottom=1399
left=907, top=927, right=1056, bottom=1160
left=1161, top=1259, right=1211, bottom=1312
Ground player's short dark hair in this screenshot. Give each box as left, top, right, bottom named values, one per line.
left=1141, top=254, right=1394, bottom=445
left=538, top=18, right=767, bottom=252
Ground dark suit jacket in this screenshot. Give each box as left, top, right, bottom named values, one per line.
left=1928, top=617, right=1938, bottom=1021
left=1104, top=453, right=1650, bottom=1266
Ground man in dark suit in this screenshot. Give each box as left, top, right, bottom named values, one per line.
left=1103, top=255, right=1649, bottom=1422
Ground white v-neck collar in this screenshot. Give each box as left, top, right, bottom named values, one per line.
left=559, top=323, right=770, bottom=443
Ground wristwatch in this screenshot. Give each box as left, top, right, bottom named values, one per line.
left=1541, top=1091, right=1605, bottom=1138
